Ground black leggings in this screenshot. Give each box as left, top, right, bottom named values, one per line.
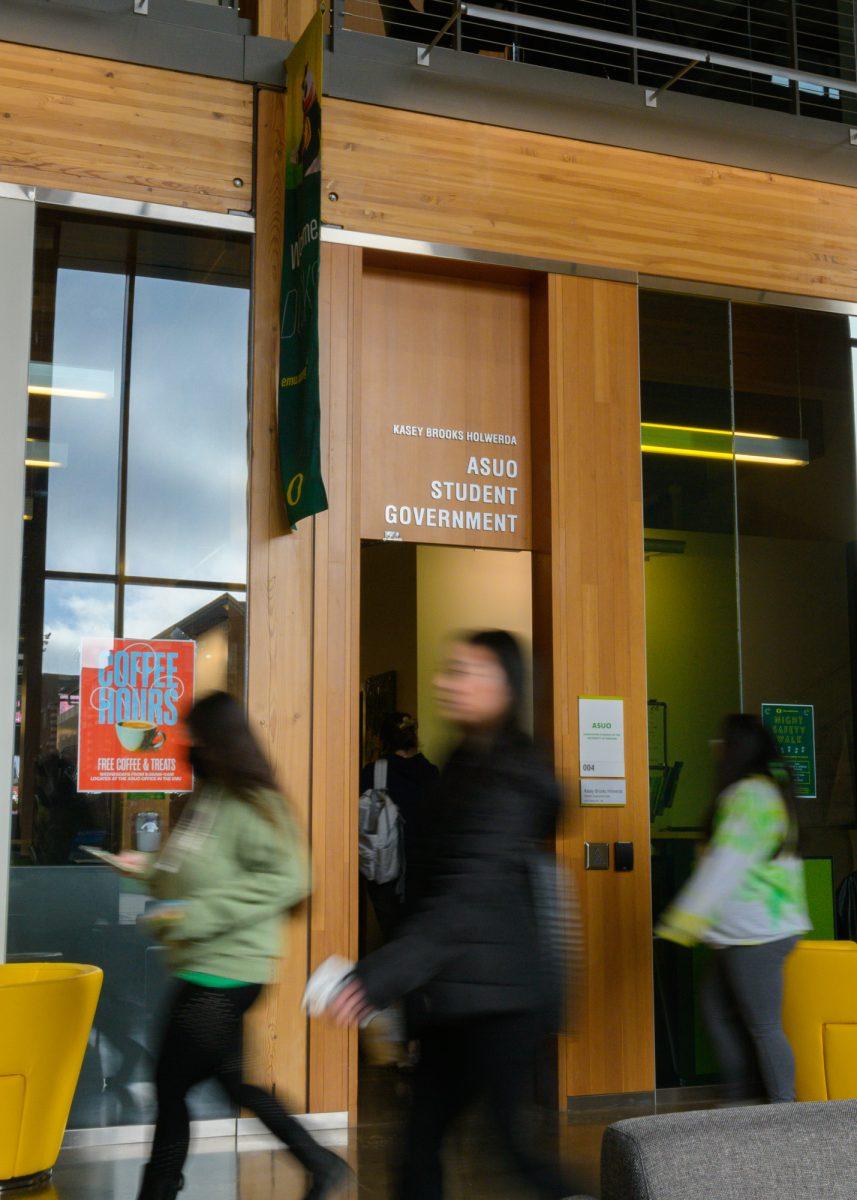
left=400, top=1012, right=581, bottom=1200
left=148, top=981, right=329, bottom=1183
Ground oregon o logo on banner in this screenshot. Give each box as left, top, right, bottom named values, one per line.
left=287, top=473, right=304, bottom=508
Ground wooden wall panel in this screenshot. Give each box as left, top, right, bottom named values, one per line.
left=533, top=275, right=655, bottom=1098
left=323, top=99, right=857, bottom=302
left=307, top=241, right=362, bottom=1116
left=257, top=0, right=318, bottom=40
left=361, top=265, right=532, bottom=549
left=0, top=41, right=252, bottom=213
left=245, top=88, right=312, bottom=1110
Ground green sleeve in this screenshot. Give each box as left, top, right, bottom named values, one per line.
left=656, top=780, right=787, bottom=945
left=164, top=807, right=309, bottom=944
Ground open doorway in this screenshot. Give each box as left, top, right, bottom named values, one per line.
left=357, top=539, right=534, bottom=1123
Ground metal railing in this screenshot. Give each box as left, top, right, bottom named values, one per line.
left=338, top=0, right=857, bottom=125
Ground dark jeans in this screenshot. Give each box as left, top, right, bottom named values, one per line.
left=147, top=982, right=332, bottom=1185
left=399, top=1011, right=579, bottom=1200
left=701, top=936, right=800, bottom=1103
left=368, top=878, right=403, bottom=941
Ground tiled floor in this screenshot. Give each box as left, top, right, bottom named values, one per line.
left=46, top=1124, right=602, bottom=1200
left=42, top=1063, right=736, bottom=1200
left=44, top=1065, right=609, bottom=1200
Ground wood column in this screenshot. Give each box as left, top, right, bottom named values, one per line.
left=257, top=0, right=319, bottom=40
left=307, top=241, right=362, bottom=1117
left=533, top=274, right=655, bottom=1100
left=245, top=88, right=313, bottom=1110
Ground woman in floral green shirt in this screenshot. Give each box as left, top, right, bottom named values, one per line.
left=657, top=714, right=810, bottom=1102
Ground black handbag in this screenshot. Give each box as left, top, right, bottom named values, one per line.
left=526, top=852, right=582, bottom=1032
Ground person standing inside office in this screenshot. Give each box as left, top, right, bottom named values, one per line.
left=361, top=712, right=439, bottom=937
left=657, top=713, right=811, bottom=1103
left=119, top=692, right=350, bottom=1200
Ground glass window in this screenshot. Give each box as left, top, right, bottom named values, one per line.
left=123, top=585, right=246, bottom=700
left=734, top=303, right=857, bottom=866
left=643, top=290, right=857, bottom=1093
left=28, top=216, right=128, bottom=575
left=125, top=272, right=249, bottom=584
left=8, top=210, right=251, bottom=1130
left=641, top=293, right=740, bottom=833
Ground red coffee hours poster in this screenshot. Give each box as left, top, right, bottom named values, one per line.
left=77, top=637, right=195, bottom=793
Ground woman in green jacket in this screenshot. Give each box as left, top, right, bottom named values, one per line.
left=130, top=692, right=350, bottom=1200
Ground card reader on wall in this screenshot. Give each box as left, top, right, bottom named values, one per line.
left=584, top=842, right=609, bottom=870
left=614, top=842, right=634, bottom=872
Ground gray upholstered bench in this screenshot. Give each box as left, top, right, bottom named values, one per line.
left=591, top=1100, right=857, bottom=1200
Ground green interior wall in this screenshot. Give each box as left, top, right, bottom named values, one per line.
left=645, top=528, right=741, bottom=831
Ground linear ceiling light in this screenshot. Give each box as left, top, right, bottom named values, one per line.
left=641, top=423, right=809, bottom=466
left=25, top=437, right=66, bottom=469
left=28, top=362, right=114, bottom=401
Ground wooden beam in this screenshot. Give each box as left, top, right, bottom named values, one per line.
left=245, top=87, right=312, bottom=1110
left=323, top=99, right=857, bottom=302
left=533, top=274, right=655, bottom=1098
left=307, top=241, right=363, bottom=1117
left=0, top=41, right=252, bottom=213
left=257, top=0, right=319, bottom=42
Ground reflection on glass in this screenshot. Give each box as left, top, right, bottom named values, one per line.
left=17, top=580, right=115, bottom=867
left=644, top=294, right=857, bottom=1094
left=734, top=304, right=857, bottom=872
left=9, top=211, right=250, bottom=1131
left=123, top=585, right=246, bottom=700
left=35, top=260, right=126, bottom=574
left=125, top=274, right=250, bottom=584
left=43, top=578, right=115, bottom=677
left=641, top=292, right=741, bottom=1093
left=641, top=293, right=740, bottom=834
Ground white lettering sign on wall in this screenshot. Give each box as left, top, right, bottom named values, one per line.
left=360, top=267, right=531, bottom=550
left=378, top=434, right=525, bottom=543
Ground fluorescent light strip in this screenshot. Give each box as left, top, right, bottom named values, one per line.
left=25, top=438, right=66, bottom=469
left=642, top=421, right=778, bottom=441
left=28, top=385, right=109, bottom=400
left=27, top=362, right=114, bottom=401
left=641, top=422, right=808, bottom=467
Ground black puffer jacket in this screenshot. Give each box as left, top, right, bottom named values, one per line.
left=355, top=730, right=561, bottom=1023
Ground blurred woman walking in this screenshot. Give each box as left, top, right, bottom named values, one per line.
left=122, top=691, right=350, bottom=1200
left=658, top=713, right=810, bottom=1102
left=330, top=631, right=582, bottom=1200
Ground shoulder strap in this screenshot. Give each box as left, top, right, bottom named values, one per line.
left=374, top=758, right=388, bottom=791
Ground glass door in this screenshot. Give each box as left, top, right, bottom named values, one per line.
left=642, top=288, right=857, bottom=1089
left=640, top=291, right=741, bottom=1088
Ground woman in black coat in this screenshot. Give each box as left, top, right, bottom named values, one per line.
left=333, top=630, right=579, bottom=1200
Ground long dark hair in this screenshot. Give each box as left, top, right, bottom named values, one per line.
left=707, top=713, right=798, bottom=845
left=379, top=711, right=418, bottom=756
left=465, top=629, right=526, bottom=735
left=185, top=691, right=283, bottom=822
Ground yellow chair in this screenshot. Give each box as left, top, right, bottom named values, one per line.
left=0, top=963, right=103, bottom=1189
left=782, top=940, right=857, bottom=1101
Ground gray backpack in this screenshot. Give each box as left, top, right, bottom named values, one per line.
left=358, top=760, right=403, bottom=885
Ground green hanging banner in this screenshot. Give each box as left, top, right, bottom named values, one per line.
left=278, top=9, right=328, bottom=527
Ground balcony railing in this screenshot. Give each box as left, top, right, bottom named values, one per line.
left=338, top=0, right=857, bottom=124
